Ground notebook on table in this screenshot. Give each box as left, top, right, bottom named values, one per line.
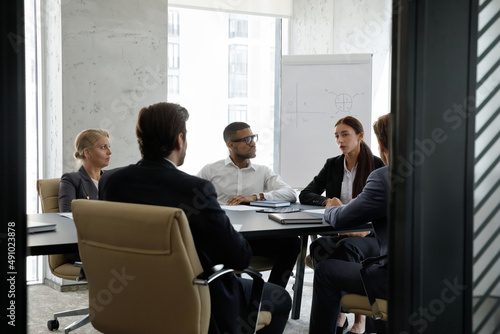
left=250, top=200, right=291, bottom=208
left=268, top=212, right=324, bottom=225
left=28, top=221, right=57, bottom=233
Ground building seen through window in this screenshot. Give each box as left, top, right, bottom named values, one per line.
left=167, top=7, right=280, bottom=174
left=229, top=13, right=248, bottom=38
left=228, top=44, right=248, bottom=98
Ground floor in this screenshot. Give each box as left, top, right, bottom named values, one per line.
left=27, top=268, right=344, bottom=334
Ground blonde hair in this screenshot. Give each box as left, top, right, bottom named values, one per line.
left=74, top=129, right=110, bottom=161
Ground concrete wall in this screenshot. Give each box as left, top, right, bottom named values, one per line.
left=289, top=0, right=392, bottom=148
left=59, top=0, right=168, bottom=173
left=44, top=0, right=391, bottom=174
left=41, top=0, right=168, bottom=285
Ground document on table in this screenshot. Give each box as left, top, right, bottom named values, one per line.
left=59, top=212, right=73, bottom=219
left=222, top=205, right=263, bottom=211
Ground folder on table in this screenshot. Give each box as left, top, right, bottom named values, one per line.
left=268, top=212, right=323, bottom=225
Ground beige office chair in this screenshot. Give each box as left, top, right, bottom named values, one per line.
left=340, top=255, right=388, bottom=322
left=341, top=294, right=388, bottom=321
left=36, top=178, right=90, bottom=333
left=72, top=199, right=271, bottom=333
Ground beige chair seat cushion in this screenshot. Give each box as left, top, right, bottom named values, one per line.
left=341, top=294, right=388, bottom=321
left=51, top=262, right=81, bottom=280
left=250, top=256, right=275, bottom=272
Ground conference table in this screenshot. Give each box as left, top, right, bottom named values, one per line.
left=27, top=203, right=369, bottom=319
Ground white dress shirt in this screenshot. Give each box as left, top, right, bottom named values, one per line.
left=339, top=159, right=357, bottom=205
left=197, top=157, right=297, bottom=205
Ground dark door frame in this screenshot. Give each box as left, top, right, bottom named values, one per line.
left=1, top=1, right=27, bottom=333
left=389, top=1, right=477, bottom=333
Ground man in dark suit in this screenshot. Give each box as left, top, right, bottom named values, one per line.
left=99, top=102, right=291, bottom=334
left=309, top=114, right=390, bottom=334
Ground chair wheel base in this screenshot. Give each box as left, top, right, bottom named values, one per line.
left=47, top=319, right=60, bottom=331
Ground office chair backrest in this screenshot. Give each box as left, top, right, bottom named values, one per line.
left=37, top=178, right=82, bottom=280
left=36, top=178, right=61, bottom=213
left=72, top=199, right=211, bottom=334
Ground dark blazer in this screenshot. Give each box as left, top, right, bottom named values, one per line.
left=299, top=154, right=385, bottom=205
left=324, top=166, right=389, bottom=294
left=324, top=166, right=388, bottom=256
left=58, top=166, right=100, bottom=212
left=99, top=158, right=253, bottom=334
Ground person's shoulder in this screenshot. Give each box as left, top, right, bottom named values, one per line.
left=369, top=166, right=389, bottom=180
left=251, top=162, right=269, bottom=170
left=200, top=159, right=226, bottom=171
left=100, top=165, right=135, bottom=181
left=174, top=170, right=218, bottom=195
left=61, top=170, right=79, bottom=178
left=326, top=155, right=343, bottom=162
left=61, top=170, right=81, bottom=183
left=324, top=155, right=344, bottom=166
left=373, top=155, right=385, bottom=168
left=197, top=159, right=226, bottom=180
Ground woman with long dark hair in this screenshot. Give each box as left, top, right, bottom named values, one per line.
left=299, top=116, right=384, bottom=206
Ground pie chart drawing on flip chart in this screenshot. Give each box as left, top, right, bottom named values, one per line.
left=279, top=54, right=373, bottom=189
left=326, top=90, right=365, bottom=114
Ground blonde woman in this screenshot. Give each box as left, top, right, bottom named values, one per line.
left=58, top=129, right=112, bottom=212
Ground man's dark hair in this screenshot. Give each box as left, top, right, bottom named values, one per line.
left=223, top=122, right=250, bottom=143
left=373, top=114, right=390, bottom=151
left=136, top=102, right=189, bottom=159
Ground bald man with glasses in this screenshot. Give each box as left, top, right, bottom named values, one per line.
left=198, top=121, right=300, bottom=287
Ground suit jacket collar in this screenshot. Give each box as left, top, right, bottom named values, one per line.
left=136, top=158, right=176, bottom=169
left=78, top=165, right=92, bottom=181
left=77, top=165, right=99, bottom=199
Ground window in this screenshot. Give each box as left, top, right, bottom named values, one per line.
left=25, top=0, right=44, bottom=284
left=228, top=105, right=248, bottom=123
left=168, top=42, right=180, bottom=69
left=166, top=7, right=281, bottom=174
left=228, top=44, right=248, bottom=98
left=168, top=10, right=180, bottom=36
left=229, top=14, right=248, bottom=38
left=168, top=74, right=179, bottom=95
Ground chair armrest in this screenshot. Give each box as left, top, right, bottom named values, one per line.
left=360, top=255, right=387, bottom=320
left=193, top=264, right=235, bottom=285
left=242, top=266, right=265, bottom=331
left=193, top=265, right=265, bottom=333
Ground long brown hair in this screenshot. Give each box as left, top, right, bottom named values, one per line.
left=335, top=116, right=375, bottom=198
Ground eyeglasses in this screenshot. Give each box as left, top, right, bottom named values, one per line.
left=230, top=134, right=258, bottom=145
